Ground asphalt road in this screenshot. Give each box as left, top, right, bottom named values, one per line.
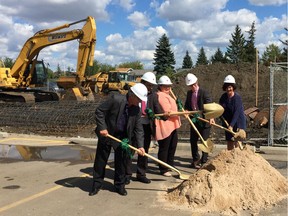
left=0, top=133, right=287, bottom=216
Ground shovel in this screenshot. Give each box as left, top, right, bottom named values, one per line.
left=170, top=90, right=223, bottom=153
left=219, top=116, right=245, bottom=150
left=154, top=110, right=202, bottom=117
left=106, top=134, right=190, bottom=180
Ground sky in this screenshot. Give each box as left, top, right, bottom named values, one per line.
left=0, top=0, right=287, bottom=71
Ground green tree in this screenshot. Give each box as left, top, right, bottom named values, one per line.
left=196, top=47, right=208, bottom=66
left=1, top=57, right=14, bottom=68
left=279, top=47, right=287, bottom=62
left=118, top=61, right=143, bottom=69
left=261, top=44, right=282, bottom=66
left=244, top=21, right=256, bottom=63
left=226, top=25, right=246, bottom=64
left=211, top=48, right=227, bottom=63
left=99, top=63, right=115, bottom=73
left=182, top=50, right=193, bottom=68
left=153, top=34, right=176, bottom=76
left=56, top=63, right=62, bottom=73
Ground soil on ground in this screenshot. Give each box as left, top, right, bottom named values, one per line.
left=166, top=146, right=288, bottom=215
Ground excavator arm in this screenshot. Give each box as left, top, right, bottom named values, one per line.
left=10, top=16, right=96, bottom=87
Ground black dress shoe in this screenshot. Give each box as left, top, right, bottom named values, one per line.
left=89, top=186, right=101, bottom=196
left=115, top=187, right=127, bottom=196
left=136, top=176, right=151, bottom=184
left=125, top=177, right=131, bottom=185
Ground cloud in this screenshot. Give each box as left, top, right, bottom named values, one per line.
left=157, top=0, right=228, bottom=21
left=167, top=9, right=258, bottom=47
left=248, top=0, right=286, bottom=6
left=118, top=0, right=135, bottom=11
left=99, top=26, right=166, bottom=67
left=127, top=11, right=150, bottom=28
left=0, top=0, right=111, bottom=23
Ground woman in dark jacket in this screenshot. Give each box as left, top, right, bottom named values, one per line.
left=219, top=75, right=246, bottom=150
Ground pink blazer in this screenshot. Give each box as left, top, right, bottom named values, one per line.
left=155, top=91, right=181, bottom=140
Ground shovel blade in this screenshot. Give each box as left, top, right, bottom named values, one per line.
left=198, top=139, right=214, bottom=153
left=203, top=103, right=224, bottom=119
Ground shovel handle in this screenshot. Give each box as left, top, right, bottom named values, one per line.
left=169, top=90, right=208, bottom=146
left=106, top=134, right=183, bottom=176
left=198, top=117, right=236, bottom=135
left=155, top=110, right=202, bottom=117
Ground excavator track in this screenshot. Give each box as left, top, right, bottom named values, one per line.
left=0, top=89, right=60, bottom=103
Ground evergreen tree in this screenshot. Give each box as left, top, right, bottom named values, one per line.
left=261, top=44, right=282, bottom=66
left=211, top=48, right=226, bottom=63
left=279, top=47, right=287, bottom=62
left=182, top=50, right=193, bottom=68
left=56, top=63, right=62, bottom=73
left=153, top=34, right=176, bottom=76
left=244, top=21, right=256, bottom=63
left=226, top=25, right=246, bottom=64
left=196, top=47, right=208, bottom=66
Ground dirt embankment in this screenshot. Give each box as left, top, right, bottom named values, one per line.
left=172, top=62, right=271, bottom=140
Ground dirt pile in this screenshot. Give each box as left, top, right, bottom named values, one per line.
left=167, top=147, right=288, bottom=215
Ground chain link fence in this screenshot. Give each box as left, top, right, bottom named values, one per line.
left=0, top=101, right=101, bottom=137
left=269, top=62, right=288, bottom=146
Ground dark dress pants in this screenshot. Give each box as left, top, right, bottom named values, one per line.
left=190, top=122, right=211, bottom=164
left=157, top=129, right=178, bottom=173
left=136, top=123, right=151, bottom=177
left=92, top=137, right=126, bottom=190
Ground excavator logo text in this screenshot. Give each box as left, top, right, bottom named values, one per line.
left=48, top=34, right=66, bottom=42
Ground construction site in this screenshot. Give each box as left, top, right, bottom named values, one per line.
left=0, top=16, right=287, bottom=216
left=0, top=61, right=287, bottom=215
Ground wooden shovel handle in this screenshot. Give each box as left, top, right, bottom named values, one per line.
left=106, top=134, right=183, bottom=176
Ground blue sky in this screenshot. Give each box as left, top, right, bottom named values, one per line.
left=0, top=0, right=287, bottom=71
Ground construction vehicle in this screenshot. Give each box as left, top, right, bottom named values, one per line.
left=0, top=16, right=96, bottom=102
left=91, top=68, right=138, bottom=94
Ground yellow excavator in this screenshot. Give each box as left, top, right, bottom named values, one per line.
left=0, top=16, right=96, bottom=102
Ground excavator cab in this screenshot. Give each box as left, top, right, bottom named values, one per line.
left=25, top=60, right=48, bottom=87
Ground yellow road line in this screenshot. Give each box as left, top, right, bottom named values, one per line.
left=0, top=174, right=90, bottom=213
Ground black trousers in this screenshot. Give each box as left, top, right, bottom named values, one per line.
left=157, top=129, right=178, bottom=173
left=92, top=137, right=126, bottom=190
left=136, top=123, right=152, bottom=177
left=190, top=122, right=211, bottom=163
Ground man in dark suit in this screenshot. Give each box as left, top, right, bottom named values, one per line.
left=89, top=83, right=147, bottom=196
left=184, top=73, right=215, bottom=169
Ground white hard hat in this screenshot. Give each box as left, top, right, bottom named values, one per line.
left=158, top=75, right=173, bottom=85
left=224, top=75, right=236, bottom=84
left=185, top=73, right=198, bottom=86
left=130, top=83, right=148, bottom=101
left=141, top=72, right=157, bottom=85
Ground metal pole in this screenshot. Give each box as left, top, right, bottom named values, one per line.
left=255, top=48, right=258, bottom=107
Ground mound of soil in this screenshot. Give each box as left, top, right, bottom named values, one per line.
left=167, top=147, right=288, bottom=215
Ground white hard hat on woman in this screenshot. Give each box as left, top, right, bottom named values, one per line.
left=223, top=75, right=236, bottom=84
left=185, top=73, right=198, bottom=86
left=130, top=83, right=148, bottom=101
left=158, top=75, right=173, bottom=85
left=141, top=72, right=157, bottom=85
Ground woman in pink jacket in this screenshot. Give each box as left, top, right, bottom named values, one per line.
left=155, top=75, right=181, bottom=177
